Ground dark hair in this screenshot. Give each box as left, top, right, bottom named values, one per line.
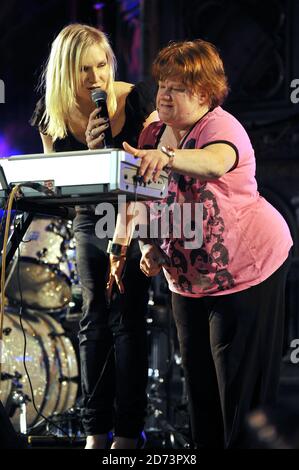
left=214, top=270, right=234, bottom=290
left=171, top=248, right=188, bottom=273
left=190, top=248, right=209, bottom=265
left=178, top=275, right=192, bottom=291
left=211, top=243, right=229, bottom=265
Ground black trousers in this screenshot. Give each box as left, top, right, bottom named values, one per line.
left=73, top=214, right=150, bottom=437
left=172, top=256, right=290, bottom=449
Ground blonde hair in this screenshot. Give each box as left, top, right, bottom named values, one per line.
left=152, top=39, right=229, bottom=109
left=41, top=23, right=117, bottom=140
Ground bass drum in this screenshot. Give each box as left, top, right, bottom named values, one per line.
left=5, top=217, right=72, bottom=311
left=0, top=311, right=78, bottom=432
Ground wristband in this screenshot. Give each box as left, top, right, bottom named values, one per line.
left=107, top=241, right=128, bottom=257
left=161, top=145, right=175, bottom=172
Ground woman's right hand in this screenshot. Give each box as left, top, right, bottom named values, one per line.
left=86, top=108, right=111, bottom=149
left=140, top=244, right=166, bottom=277
left=106, top=254, right=126, bottom=303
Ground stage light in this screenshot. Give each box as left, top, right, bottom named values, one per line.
left=0, top=135, right=20, bottom=159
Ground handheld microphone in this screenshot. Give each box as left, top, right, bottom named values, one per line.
left=91, top=88, right=114, bottom=148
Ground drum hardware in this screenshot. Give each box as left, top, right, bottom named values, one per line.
left=0, top=399, right=28, bottom=449
left=58, top=375, right=80, bottom=384
left=32, top=406, right=85, bottom=441
left=36, top=248, right=48, bottom=259
left=1, top=370, right=22, bottom=381
left=0, top=212, right=33, bottom=284
left=45, top=220, right=72, bottom=239
left=9, top=389, right=31, bottom=412
left=3, top=371, right=31, bottom=435
left=1, top=372, right=14, bottom=380
left=144, top=273, right=191, bottom=448
left=22, top=401, right=83, bottom=442
left=27, top=435, right=85, bottom=448
left=66, top=284, right=83, bottom=316
left=6, top=394, right=29, bottom=438
left=48, top=331, right=66, bottom=339
left=3, top=327, right=12, bottom=336
left=65, top=311, right=82, bottom=322
left=148, top=288, right=155, bottom=307
left=146, top=418, right=191, bottom=450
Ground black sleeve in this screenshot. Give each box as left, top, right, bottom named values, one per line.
left=125, top=80, right=156, bottom=125
left=115, top=80, right=157, bottom=148
left=29, top=96, right=47, bottom=134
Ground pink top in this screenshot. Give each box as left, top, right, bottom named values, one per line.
left=138, top=107, right=293, bottom=297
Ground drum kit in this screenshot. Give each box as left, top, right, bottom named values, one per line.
left=0, top=215, right=189, bottom=447
left=5, top=217, right=77, bottom=312
left=0, top=216, right=80, bottom=435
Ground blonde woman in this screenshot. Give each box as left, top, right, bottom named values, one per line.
left=31, top=23, right=158, bottom=449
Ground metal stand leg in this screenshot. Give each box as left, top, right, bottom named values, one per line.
left=145, top=280, right=191, bottom=449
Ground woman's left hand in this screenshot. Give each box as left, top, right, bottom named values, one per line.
left=123, top=141, right=169, bottom=183
left=106, top=255, right=126, bottom=303
left=86, top=108, right=110, bottom=149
